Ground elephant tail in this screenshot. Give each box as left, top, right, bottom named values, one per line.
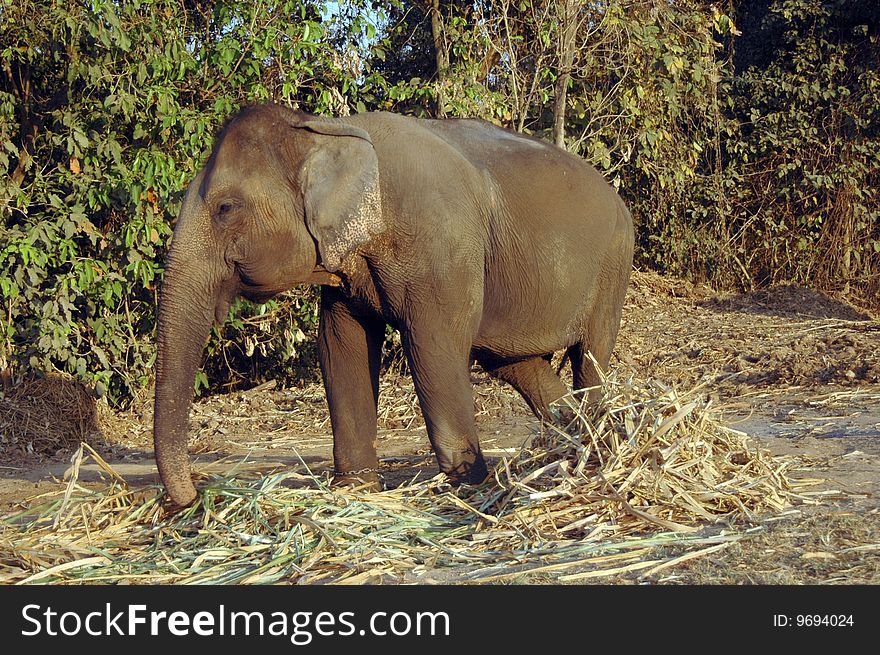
left=556, top=349, right=571, bottom=376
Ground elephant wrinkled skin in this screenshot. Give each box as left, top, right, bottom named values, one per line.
left=154, top=104, right=634, bottom=506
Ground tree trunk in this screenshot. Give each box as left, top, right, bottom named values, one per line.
left=430, top=0, right=449, bottom=117
left=553, top=0, right=579, bottom=149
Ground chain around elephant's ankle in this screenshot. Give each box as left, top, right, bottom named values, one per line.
left=332, top=467, right=380, bottom=477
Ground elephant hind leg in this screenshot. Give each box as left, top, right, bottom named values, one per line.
left=571, top=240, right=631, bottom=402
left=479, top=354, right=570, bottom=423
left=568, top=342, right=606, bottom=404
left=570, top=297, right=625, bottom=404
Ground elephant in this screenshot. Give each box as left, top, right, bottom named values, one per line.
left=154, top=103, right=634, bottom=507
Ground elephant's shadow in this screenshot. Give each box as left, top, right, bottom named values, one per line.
left=697, top=284, right=873, bottom=321
left=65, top=445, right=445, bottom=492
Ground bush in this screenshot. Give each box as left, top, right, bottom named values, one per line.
left=720, top=0, right=880, bottom=296
left=2, top=0, right=876, bottom=407
left=0, top=0, right=388, bottom=404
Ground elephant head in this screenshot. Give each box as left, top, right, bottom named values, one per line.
left=154, top=104, right=383, bottom=506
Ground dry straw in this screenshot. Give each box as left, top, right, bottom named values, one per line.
left=0, top=371, right=830, bottom=585
left=0, top=374, right=101, bottom=458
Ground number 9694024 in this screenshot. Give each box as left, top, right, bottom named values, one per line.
left=796, top=615, right=854, bottom=627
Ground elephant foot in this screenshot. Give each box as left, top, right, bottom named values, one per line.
left=443, top=453, right=490, bottom=486
left=160, top=494, right=199, bottom=515
left=549, top=404, right=578, bottom=429
left=331, top=468, right=382, bottom=492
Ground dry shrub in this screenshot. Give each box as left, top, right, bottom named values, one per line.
left=0, top=373, right=100, bottom=459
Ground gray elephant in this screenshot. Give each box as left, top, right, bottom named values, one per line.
left=154, top=103, right=634, bottom=506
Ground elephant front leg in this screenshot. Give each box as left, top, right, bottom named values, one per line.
left=318, top=287, right=385, bottom=489
left=402, top=327, right=488, bottom=485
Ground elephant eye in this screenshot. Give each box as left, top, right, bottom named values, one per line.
left=215, top=201, right=236, bottom=221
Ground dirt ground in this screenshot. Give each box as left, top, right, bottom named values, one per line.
left=1, top=271, right=878, bottom=583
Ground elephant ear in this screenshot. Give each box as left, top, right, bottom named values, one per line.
left=296, top=118, right=384, bottom=272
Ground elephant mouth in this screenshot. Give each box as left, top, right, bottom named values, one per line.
left=214, top=273, right=241, bottom=324
left=213, top=265, right=271, bottom=324
left=234, top=264, right=341, bottom=306
left=229, top=261, right=342, bottom=310
left=235, top=264, right=283, bottom=305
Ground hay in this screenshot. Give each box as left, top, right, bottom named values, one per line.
left=0, top=373, right=100, bottom=458
left=475, top=375, right=800, bottom=539
left=0, top=372, right=829, bottom=585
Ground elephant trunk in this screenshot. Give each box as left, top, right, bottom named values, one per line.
left=153, top=255, right=218, bottom=507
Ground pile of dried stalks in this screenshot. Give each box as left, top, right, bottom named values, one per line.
left=0, top=374, right=100, bottom=458
left=483, top=376, right=795, bottom=540
left=0, top=373, right=831, bottom=585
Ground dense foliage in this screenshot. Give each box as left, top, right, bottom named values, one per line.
left=725, top=0, right=880, bottom=293
left=2, top=0, right=877, bottom=403
left=1, top=0, right=384, bottom=401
